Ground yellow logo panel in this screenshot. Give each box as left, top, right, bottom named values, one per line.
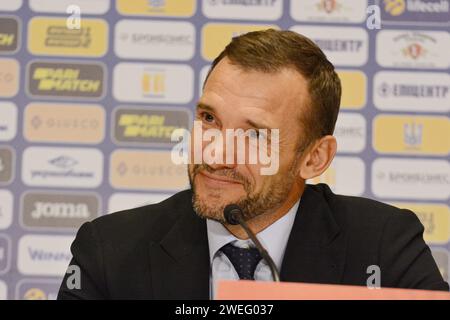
left=337, top=70, right=367, bottom=109
left=0, top=58, right=19, bottom=97
left=392, top=203, right=450, bottom=244
left=202, top=23, right=278, bottom=61
left=24, top=103, right=105, bottom=144
left=373, top=115, right=450, bottom=155
left=310, top=167, right=336, bottom=187
left=28, top=17, right=108, bottom=57
left=110, top=150, right=189, bottom=191
left=116, top=0, right=196, bottom=17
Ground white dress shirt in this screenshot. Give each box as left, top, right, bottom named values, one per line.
left=206, top=199, right=300, bottom=299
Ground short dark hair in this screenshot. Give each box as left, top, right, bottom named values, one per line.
left=204, top=29, right=342, bottom=148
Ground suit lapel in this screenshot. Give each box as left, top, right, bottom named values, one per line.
left=147, top=184, right=347, bottom=299
left=281, top=185, right=347, bottom=285
left=148, top=207, right=210, bottom=299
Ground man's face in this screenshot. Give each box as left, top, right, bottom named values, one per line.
left=189, top=58, right=310, bottom=223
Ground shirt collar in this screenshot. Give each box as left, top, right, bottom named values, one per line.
left=206, top=198, right=300, bottom=271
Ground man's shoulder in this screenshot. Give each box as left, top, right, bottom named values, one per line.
left=308, top=183, right=420, bottom=232
left=85, top=189, right=193, bottom=244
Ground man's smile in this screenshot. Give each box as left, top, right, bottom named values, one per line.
left=198, top=170, right=243, bottom=187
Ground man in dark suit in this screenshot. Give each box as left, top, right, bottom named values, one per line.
left=58, top=30, right=448, bottom=299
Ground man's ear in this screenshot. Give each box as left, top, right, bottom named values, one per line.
left=298, top=135, right=337, bottom=180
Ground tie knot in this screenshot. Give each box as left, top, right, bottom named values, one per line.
left=220, top=243, right=262, bottom=280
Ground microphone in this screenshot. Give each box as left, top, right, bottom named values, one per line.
left=223, top=204, right=281, bottom=282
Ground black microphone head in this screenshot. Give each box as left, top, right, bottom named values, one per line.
left=223, top=204, right=243, bottom=225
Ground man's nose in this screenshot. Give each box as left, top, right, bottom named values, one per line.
left=208, top=140, right=237, bottom=171
left=206, top=129, right=240, bottom=170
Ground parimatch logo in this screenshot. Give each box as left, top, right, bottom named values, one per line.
left=113, top=107, right=191, bottom=146
left=0, top=16, right=19, bottom=53
left=27, top=61, right=105, bottom=99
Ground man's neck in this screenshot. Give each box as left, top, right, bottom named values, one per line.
left=223, top=182, right=305, bottom=239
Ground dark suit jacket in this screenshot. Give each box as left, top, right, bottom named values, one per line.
left=57, top=184, right=449, bottom=299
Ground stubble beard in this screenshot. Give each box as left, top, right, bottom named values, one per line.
left=189, top=161, right=298, bottom=224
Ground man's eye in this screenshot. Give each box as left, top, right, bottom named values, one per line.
left=202, top=112, right=215, bottom=123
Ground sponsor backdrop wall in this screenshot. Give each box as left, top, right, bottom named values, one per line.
left=0, top=0, right=449, bottom=299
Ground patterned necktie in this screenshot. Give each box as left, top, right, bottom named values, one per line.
left=220, top=243, right=263, bottom=280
